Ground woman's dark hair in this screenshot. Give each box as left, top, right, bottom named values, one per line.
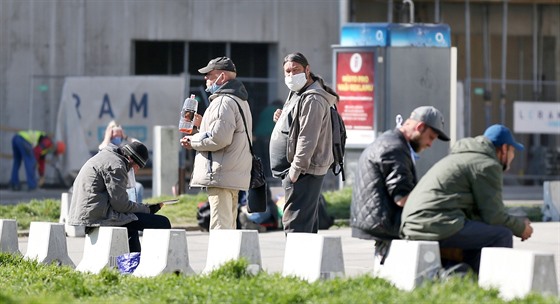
left=283, top=52, right=309, bottom=67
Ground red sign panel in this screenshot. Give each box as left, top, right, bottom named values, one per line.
left=336, top=51, right=375, bottom=130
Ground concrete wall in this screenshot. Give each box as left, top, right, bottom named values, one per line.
left=0, top=0, right=340, bottom=185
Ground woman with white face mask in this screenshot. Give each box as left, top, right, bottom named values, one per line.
left=269, top=52, right=340, bottom=233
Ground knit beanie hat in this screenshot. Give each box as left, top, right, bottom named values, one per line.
left=122, top=142, right=149, bottom=168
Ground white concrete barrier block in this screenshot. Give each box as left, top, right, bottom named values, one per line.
left=133, top=229, right=194, bottom=277
left=76, top=227, right=129, bottom=274
left=153, top=125, right=179, bottom=197
left=0, top=219, right=21, bottom=255
left=282, top=233, right=345, bottom=282
left=203, top=229, right=261, bottom=274
left=59, top=192, right=86, bottom=237
left=543, top=181, right=560, bottom=222
left=479, top=247, right=559, bottom=300
left=59, top=192, right=70, bottom=224
left=24, top=222, right=74, bottom=267
left=376, top=240, right=441, bottom=291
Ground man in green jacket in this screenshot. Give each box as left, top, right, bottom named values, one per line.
left=400, top=124, right=533, bottom=273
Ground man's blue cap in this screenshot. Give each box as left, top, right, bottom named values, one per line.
left=483, top=124, right=524, bottom=151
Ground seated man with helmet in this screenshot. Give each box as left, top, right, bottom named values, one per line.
left=68, top=141, right=171, bottom=252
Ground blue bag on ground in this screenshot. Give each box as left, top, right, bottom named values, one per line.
left=117, top=252, right=141, bottom=274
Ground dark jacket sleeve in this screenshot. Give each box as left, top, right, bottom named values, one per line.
left=380, top=142, right=416, bottom=203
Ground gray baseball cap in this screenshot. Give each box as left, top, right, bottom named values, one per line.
left=409, top=106, right=450, bottom=141
left=198, top=56, right=237, bottom=74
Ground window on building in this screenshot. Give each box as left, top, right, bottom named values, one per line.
left=188, top=42, right=274, bottom=118
left=133, top=40, right=276, bottom=118
left=134, top=40, right=184, bottom=75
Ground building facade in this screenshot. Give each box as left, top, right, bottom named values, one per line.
left=1, top=0, right=558, bottom=186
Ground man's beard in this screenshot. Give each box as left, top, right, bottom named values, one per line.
left=409, top=137, right=421, bottom=153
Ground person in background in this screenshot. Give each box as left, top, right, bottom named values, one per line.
left=400, top=124, right=533, bottom=273
left=254, top=99, right=283, bottom=178
left=238, top=186, right=279, bottom=232
left=350, top=106, right=450, bottom=263
left=10, top=130, right=65, bottom=191
left=68, top=141, right=170, bottom=252
left=98, top=120, right=145, bottom=203
left=180, top=56, right=252, bottom=230
left=269, top=52, right=338, bottom=233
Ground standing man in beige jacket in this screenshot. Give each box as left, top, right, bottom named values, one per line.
left=180, top=56, right=252, bottom=229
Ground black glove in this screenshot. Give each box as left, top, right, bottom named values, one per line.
left=148, top=204, right=161, bottom=214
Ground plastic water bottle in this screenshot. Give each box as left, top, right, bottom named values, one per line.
left=178, top=94, right=198, bottom=134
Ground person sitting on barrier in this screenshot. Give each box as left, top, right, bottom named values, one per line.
left=98, top=120, right=145, bottom=203
left=238, top=187, right=280, bottom=232
left=350, top=106, right=450, bottom=264
left=400, top=124, right=534, bottom=273
left=68, top=141, right=171, bottom=252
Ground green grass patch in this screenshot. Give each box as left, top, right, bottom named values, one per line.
left=0, top=199, right=61, bottom=231
left=0, top=253, right=557, bottom=303
left=144, top=192, right=209, bottom=227
left=323, top=187, right=352, bottom=220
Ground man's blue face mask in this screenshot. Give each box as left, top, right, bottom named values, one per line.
left=111, top=137, right=123, bottom=146
left=205, top=73, right=224, bottom=94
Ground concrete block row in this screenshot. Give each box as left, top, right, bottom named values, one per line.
left=2, top=220, right=346, bottom=280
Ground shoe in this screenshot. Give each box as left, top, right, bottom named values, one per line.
left=10, top=184, right=21, bottom=191
left=437, top=263, right=473, bottom=282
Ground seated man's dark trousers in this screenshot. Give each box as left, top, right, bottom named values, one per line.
left=438, top=219, right=513, bottom=273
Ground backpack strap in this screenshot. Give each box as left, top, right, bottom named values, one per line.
left=291, top=91, right=334, bottom=142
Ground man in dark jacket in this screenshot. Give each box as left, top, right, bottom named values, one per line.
left=350, top=106, right=449, bottom=261
left=400, top=124, right=533, bottom=273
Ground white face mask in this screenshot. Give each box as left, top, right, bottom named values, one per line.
left=127, top=169, right=136, bottom=189
left=205, top=73, right=224, bottom=94
left=284, top=72, right=307, bottom=92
